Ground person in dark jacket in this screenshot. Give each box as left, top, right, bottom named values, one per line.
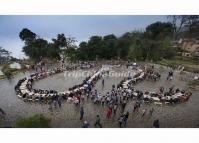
left=80, top=106, right=84, bottom=120
left=123, top=111, right=129, bottom=126
left=118, top=115, right=124, bottom=128
left=0, top=107, right=5, bottom=115
left=94, top=115, right=102, bottom=128
left=153, top=119, right=160, bottom=128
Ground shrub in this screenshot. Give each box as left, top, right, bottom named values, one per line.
left=1, top=64, right=15, bottom=77
left=13, top=114, right=51, bottom=128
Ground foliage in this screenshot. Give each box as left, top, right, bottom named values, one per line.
left=22, top=38, right=48, bottom=60
left=13, top=114, right=51, bottom=128
left=1, top=64, right=16, bottom=77
left=145, top=21, right=173, bottom=40
left=19, top=28, right=36, bottom=42
left=75, top=22, right=175, bottom=61
left=19, top=28, right=76, bottom=62
left=1, top=61, right=27, bottom=79
left=0, top=75, right=5, bottom=80
left=78, top=34, right=119, bottom=60
left=19, top=17, right=199, bottom=62
left=167, top=15, right=199, bottom=39
left=0, top=47, right=12, bottom=65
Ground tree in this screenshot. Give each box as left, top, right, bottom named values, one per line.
left=19, top=29, right=77, bottom=61
left=102, top=34, right=117, bottom=59
left=19, top=28, right=36, bottom=43
left=52, top=34, right=77, bottom=60
left=22, top=38, right=48, bottom=61
left=183, top=15, right=199, bottom=38
left=145, top=21, right=173, bottom=40
left=0, top=47, right=12, bottom=64
left=87, top=36, right=103, bottom=60
left=128, top=38, right=143, bottom=61
left=77, top=41, right=89, bottom=60
left=65, top=46, right=78, bottom=61
left=168, top=15, right=190, bottom=40
left=116, top=32, right=132, bottom=59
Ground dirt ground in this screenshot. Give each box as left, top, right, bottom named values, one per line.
left=0, top=64, right=198, bottom=128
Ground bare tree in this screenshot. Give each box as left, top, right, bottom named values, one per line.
left=0, top=47, right=12, bottom=64
left=168, top=15, right=187, bottom=40
left=168, top=15, right=199, bottom=39
left=184, top=15, right=199, bottom=38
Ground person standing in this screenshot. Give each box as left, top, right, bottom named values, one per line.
left=57, top=96, right=62, bottom=108
left=153, top=119, right=160, bottom=128
left=48, top=100, right=53, bottom=111
left=102, top=79, right=105, bottom=88
left=118, top=115, right=124, bottom=128
left=106, top=107, right=112, bottom=118
left=113, top=103, right=118, bottom=115
left=123, top=111, right=129, bottom=126
left=149, top=108, right=154, bottom=116
left=101, top=96, right=105, bottom=106
left=80, top=106, right=84, bottom=120
left=94, top=115, right=102, bottom=128
left=53, top=99, right=57, bottom=108
left=82, top=121, right=90, bottom=128
left=141, top=109, right=146, bottom=118
left=122, top=98, right=127, bottom=111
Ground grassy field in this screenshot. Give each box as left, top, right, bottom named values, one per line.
left=156, top=57, right=199, bottom=72
left=187, top=80, right=199, bottom=89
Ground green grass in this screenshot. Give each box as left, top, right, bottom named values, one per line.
left=13, top=114, right=51, bottom=128
left=156, top=57, right=199, bottom=72
left=0, top=75, right=5, bottom=80
left=187, top=80, right=199, bottom=89
left=157, top=57, right=198, bottom=65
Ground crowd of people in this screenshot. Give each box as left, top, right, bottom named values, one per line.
left=144, top=66, right=161, bottom=81
left=14, top=63, right=193, bottom=128
left=15, top=65, right=106, bottom=106
left=75, top=66, right=192, bottom=127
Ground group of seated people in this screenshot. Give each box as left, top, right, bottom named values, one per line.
left=66, top=69, right=104, bottom=105
left=15, top=65, right=192, bottom=107
left=15, top=66, right=105, bottom=103
left=79, top=61, right=96, bottom=70
left=138, top=88, right=192, bottom=104
left=116, top=68, right=192, bottom=105
left=144, top=66, right=161, bottom=81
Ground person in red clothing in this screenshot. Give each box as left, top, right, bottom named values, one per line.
left=106, top=107, right=112, bottom=118
left=76, top=95, right=81, bottom=104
